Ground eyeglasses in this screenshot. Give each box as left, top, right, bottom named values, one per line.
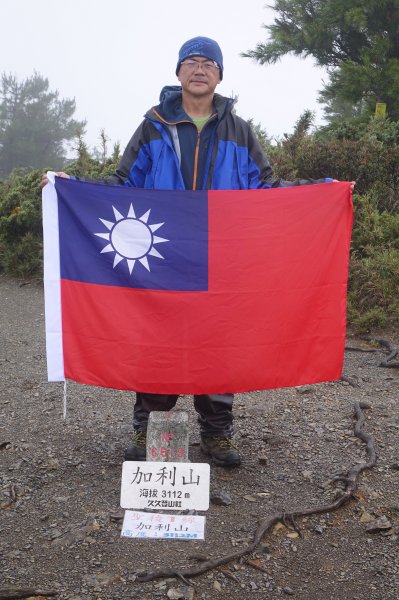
left=180, top=59, right=219, bottom=72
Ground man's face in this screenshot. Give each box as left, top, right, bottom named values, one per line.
left=178, top=57, right=221, bottom=97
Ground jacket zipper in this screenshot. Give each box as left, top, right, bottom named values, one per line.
left=152, top=108, right=216, bottom=190
left=192, top=130, right=201, bottom=190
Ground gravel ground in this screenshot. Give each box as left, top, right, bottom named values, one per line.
left=1, top=275, right=399, bottom=600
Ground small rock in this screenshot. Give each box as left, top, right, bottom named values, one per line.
left=272, top=522, right=287, bottom=535
left=167, top=588, right=183, bottom=600
left=167, top=586, right=195, bottom=600
left=109, top=509, right=125, bottom=521
left=262, top=434, right=284, bottom=446
left=359, top=401, right=372, bottom=410
left=295, top=385, right=313, bottom=394
left=359, top=511, right=374, bottom=524
left=283, top=586, right=295, bottom=595
left=250, top=581, right=258, bottom=590
left=243, top=495, right=257, bottom=502
left=365, top=516, right=392, bottom=533
left=50, top=529, right=63, bottom=540
left=213, top=581, right=222, bottom=592
left=210, top=491, right=232, bottom=506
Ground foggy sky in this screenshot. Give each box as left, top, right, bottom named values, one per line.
left=1, top=0, right=328, bottom=155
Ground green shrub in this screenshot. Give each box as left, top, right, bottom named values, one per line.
left=289, top=139, right=399, bottom=207
left=0, top=169, right=43, bottom=276
left=347, top=192, right=399, bottom=330
left=0, top=153, right=118, bottom=277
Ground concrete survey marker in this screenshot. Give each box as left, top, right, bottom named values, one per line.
left=146, top=410, right=189, bottom=462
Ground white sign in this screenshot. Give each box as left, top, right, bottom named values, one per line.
left=121, top=510, right=206, bottom=540
left=121, top=461, right=210, bottom=511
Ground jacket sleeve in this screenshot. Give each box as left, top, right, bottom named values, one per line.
left=247, top=125, right=329, bottom=189
left=107, top=120, right=153, bottom=187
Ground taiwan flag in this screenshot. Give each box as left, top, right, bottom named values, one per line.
left=42, top=175, right=353, bottom=394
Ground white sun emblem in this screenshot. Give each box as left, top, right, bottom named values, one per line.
left=94, top=204, right=168, bottom=274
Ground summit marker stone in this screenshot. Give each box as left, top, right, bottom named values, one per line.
left=146, top=411, right=189, bottom=462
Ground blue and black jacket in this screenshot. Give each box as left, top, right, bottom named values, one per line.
left=109, top=87, right=329, bottom=191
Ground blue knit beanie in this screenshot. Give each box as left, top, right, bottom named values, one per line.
left=176, top=36, right=223, bottom=80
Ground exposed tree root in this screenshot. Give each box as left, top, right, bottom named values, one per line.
left=362, top=337, right=399, bottom=368
left=346, top=337, right=399, bottom=368
left=340, top=374, right=359, bottom=387
left=344, top=344, right=377, bottom=353
left=0, top=590, right=57, bottom=599
left=135, top=402, right=377, bottom=583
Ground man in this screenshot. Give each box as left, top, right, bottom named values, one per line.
left=109, top=36, right=336, bottom=467
left=44, top=36, right=334, bottom=467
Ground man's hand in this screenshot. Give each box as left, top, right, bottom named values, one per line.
left=333, top=179, right=356, bottom=192
left=41, top=171, right=70, bottom=188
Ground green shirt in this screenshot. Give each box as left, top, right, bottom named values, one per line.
left=192, top=114, right=212, bottom=132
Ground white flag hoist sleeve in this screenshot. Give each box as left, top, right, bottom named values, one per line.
left=42, top=171, right=65, bottom=382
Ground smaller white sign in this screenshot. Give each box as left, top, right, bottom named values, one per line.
left=121, top=510, right=206, bottom=540
left=121, top=461, right=210, bottom=511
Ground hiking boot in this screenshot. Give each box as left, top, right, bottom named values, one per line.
left=124, top=430, right=147, bottom=461
left=200, top=436, right=241, bottom=467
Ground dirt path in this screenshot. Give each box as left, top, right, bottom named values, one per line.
left=1, top=276, right=399, bottom=600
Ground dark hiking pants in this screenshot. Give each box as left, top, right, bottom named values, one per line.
left=133, top=392, right=234, bottom=437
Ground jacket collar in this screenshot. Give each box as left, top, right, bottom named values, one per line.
left=146, top=86, right=235, bottom=124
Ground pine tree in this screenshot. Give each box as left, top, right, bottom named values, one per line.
left=243, top=0, right=399, bottom=121
left=0, top=72, right=86, bottom=178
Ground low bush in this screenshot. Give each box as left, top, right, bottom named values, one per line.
left=347, top=192, right=399, bottom=330
left=0, top=151, right=118, bottom=277
left=0, top=170, right=43, bottom=277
